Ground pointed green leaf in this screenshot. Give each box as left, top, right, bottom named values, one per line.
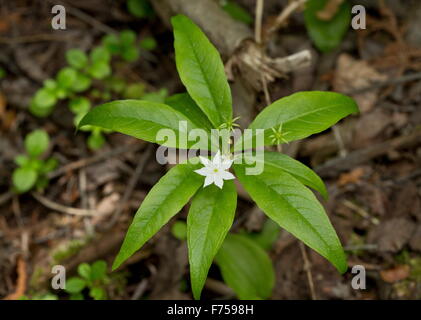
left=234, top=164, right=347, bottom=273
left=165, top=93, right=214, bottom=131
left=187, top=182, right=237, bottom=300
left=112, top=162, right=203, bottom=270
left=304, top=0, right=351, bottom=52
left=215, top=234, right=275, bottom=300
left=243, top=151, right=328, bottom=199
left=244, top=91, right=358, bottom=148
left=78, top=100, right=210, bottom=149
left=172, top=15, right=232, bottom=127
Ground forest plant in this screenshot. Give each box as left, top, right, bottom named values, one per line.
left=172, top=220, right=277, bottom=299
left=65, top=260, right=109, bottom=300
left=304, top=0, right=351, bottom=52
left=29, top=30, right=158, bottom=150
left=12, top=130, right=57, bottom=193
left=79, top=15, right=359, bottom=299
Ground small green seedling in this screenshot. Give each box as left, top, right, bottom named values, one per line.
left=12, top=130, right=57, bottom=194
left=102, top=30, right=140, bottom=62
left=79, top=15, right=358, bottom=299
left=29, top=31, right=162, bottom=150
left=304, top=0, right=351, bottom=52
left=65, top=260, right=109, bottom=300
left=139, top=36, right=157, bottom=51
left=172, top=220, right=277, bottom=299
left=127, top=0, right=154, bottom=19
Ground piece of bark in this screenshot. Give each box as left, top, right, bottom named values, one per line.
left=151, top=0, right=252, bottom=58
left=151, top=0, right=311, bottom=90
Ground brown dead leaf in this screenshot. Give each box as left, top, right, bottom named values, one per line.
left=317, top=0, right=344, bottom=21
left=92, top=192, right=121, bottom=224
left=334, top=54, right=388, bottom=113
left=380, top=265, right=410, bottom=283
left=3, top=257, right=27, bottom=300
left=0, top=92, right=16, bottom=131
left=338, top=167, right=365, bottom=186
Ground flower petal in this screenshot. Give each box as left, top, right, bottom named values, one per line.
left=194, top=167, right=211, bottom=176
left=221, top=170, right=235, bottom=180
left=213, top=176, right=224, bottom=189
left=204, top=175, right=214, bottom=187
left=199, top=156, right=212, bottom=166
left=220, top=159, right=233, bottom=170
left=212, top=151, right=221, bottom=165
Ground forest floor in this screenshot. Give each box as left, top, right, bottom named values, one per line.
left=0, top=0, right=420, bottom=300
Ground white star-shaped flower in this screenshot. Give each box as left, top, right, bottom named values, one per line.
left=194, top=151, right=235, bottom=189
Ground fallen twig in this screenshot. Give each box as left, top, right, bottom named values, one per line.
left=48, top=142, right=144, bottom=179
left=265, top=0, right=308, bottom=40
left=31, top=192, right=96, bottom=216
left=299, top=241, right=317, bottom=300
left=316, top=129, right=421, bottom=177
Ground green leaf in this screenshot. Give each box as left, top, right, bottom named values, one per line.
left=66, top=49, right=88, bottom=69
left=171, top=221, right=187, bottom=240
left=140, top=37, right=157, bottom=51
left=221, top=1, right=253, bottom=25
left=234, top=163, right=347, bottom=273
left=243, top=151, right=328, bottom=199
left=69, top=293, right=84, bottom=300
left=165, top=93, right=213, bottom=130
left=78, top=100, right=209, bottom=149
left=121, top=46, right=140, bottom=62
left=172, top=15, right=232, bottom=127
left=33, top=88, right=57, bottom=109
left=120, top=30, right=137, bottom=46
left=215, top=234, right=275, bottom=300
left=304, top=0, right=351, bottom=52
left=12, top=167, right=37, bottom=193
left=247, top=219, right=280, bottom=251
left=90, top=287, right=106, bottom=300
left=142, top=88, right=168, bottom=103
left=87, top=131, right=105, bottom=150
left=124, top=83, right=145, bottom=99
left=69, top=97, right=91, bottom=115
left=14, top=155, right=29, bottom=167
left=91, top=260, right=107, bottom=281
left=40, top=158, right=58, bottom=174
left=88, top=61, right=111, bottom=79
left=127, top=0, right=154, bottom=18
left=245, top=91, right=358, bottom=147
left=57, top=67, right=78, bottom=89
left=77, top=263, right=91, bottom=280
left=43, top=79, right=57, bottom=90
left=25, top=130, right=49, bottom=157
left=112, top=162, right=203, bottom=270
left=187, top=182, right=237, bottom=300
left=90, top=47, right=111, bottom=63
left=102, top=34, right=121, bottom=54
left=72, top=72, right=91, bottom=92
left=65, top=277, right=86, bottom=294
